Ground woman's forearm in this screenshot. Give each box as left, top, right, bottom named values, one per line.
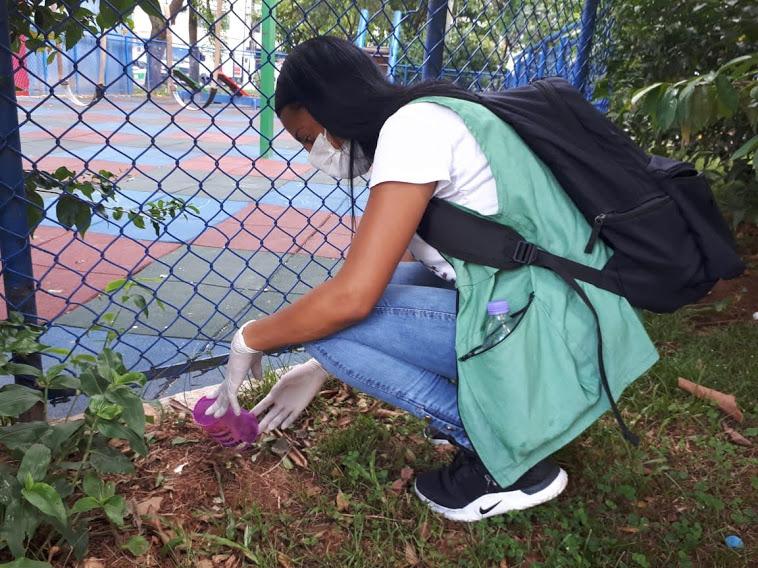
left=240, top=276, right=369, bottom=352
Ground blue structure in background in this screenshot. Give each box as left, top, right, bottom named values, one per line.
left=21, top=2, right=604, bottom=100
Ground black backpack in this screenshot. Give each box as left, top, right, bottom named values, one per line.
left=416, top=77, right=745, bottom=443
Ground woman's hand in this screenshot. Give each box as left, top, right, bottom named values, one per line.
left=252, top=358, right=329, bottom=432
left=206, top=321, right=263, bottom=418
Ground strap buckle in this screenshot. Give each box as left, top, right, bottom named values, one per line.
left=512, top=241, right=537, bottom=265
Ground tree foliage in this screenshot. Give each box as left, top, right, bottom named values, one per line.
left=606, top=0, right=758, bottom=227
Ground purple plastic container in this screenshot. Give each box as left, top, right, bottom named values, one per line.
left=192, top=396, right=259, bottom=448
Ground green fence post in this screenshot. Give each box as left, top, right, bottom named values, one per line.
left=258, top=0, right=276, bottom=159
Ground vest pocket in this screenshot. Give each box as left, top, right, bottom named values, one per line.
left=456, top=294, right=600, bottom=452
left=459, top=294, right=534, bottom=361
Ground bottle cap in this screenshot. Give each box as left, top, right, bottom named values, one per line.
left=487, top=300, right=510, bottom=315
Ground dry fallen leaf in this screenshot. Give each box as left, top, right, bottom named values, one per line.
left=499, top=560, right=509, bottom=568
left=677, top=378, right=744, bottom=422
left=335, top=490, right=350, bottom=512
left=288, top=447, right=308, bottom=469
left=136, top=496, right=164, bottom=517
left=390, top=479, right=406, bottom=493
left=374, top=408, right=402, bottom=418
left=224, top=556, right=241, bottom=568
left=173, top=462, right=189, bottom=474
left=391, top=466, right=416, bottom=493
left=82, top=559, right=105, bottom=568
left=404, top=542, right=420, bottom=566
left=196, top=560, right=214, bottom=568
left=723, top=423, right=752, bottom=447
left=619, top=526, right=640, bottom=534
left=277, top=551, right=294, bottom=568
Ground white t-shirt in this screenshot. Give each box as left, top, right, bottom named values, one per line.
left=369, top=102, right=498, bottom=282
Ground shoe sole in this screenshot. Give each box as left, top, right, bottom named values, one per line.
left=429, top=438, right=452, bottom=447
left=414, top=467, right=568, bottom=522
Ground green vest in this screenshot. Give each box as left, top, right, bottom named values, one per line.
left=416, top=97, right=659, bottom=487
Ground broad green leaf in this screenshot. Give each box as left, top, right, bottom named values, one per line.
left=21, top=481, right=68, bottom=526
left=714, top=74, right=739, bottom=117
left=106, top=386, right=145, bottom=436
left=52, top=166, right=74, bottom=181
left=64, top=21, right=84, bottom=50
left=88, top=395, right=122, bottom=420
left=656, top=88, right=678, bottom=132
left=70, top=495, right=99, bottom=514
left=51, top=477, right=74, bottom=499
left=0, top=471, right=19, bottom=506
left=677, top=81, right=697, bottom=143
left=133, top=294, right=149, bottom=317
left=41, top=419, right=84, bottom=454
left=3, top=363, right=42, bottom=378
left=114, top=371, right=147, bottom=387
left=96, top=349, right=126, bottom=382
left=0, top=558, right=52, bottom=567
left=82, top=472, right=105, bottom=500
left=103, top=495, right=126, bottom=526
left=25, top=187, right=45, bottom=234
left=73, top=201, right=92, bottom=236
left=96, top=420, right=147, bottom=456
left=732, top=135, right=758, bottom=161
left=0, top=421, right=50, bottom=451
left=717, top=53, right=758, bottom=75
left=631, top=82, right=665, bottom=106
left=122, top=534, right=150, bottom=556
left=1, top=497, right=38, bottom=558
left=48, top=373, right=81, bottom=390
left=55, top=193, right=81, bottom=230
left=79, top=368, right=108, bottom=396
left=104, top=278, right=126, bottom=293
left=17, top=444, right=51, bottom=483
left=90, top=446, right=135, bottom=474
left=0, top=384, right=44, bottom=417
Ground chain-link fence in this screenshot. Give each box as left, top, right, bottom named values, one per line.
left=1, top=0, right=611, bottom=404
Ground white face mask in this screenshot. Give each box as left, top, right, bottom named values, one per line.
left=307, top=130, right=372, bottom=179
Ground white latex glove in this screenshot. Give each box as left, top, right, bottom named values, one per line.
left=206, top=321, right=263, bottom=418
left=252, top=358, right=329, bottom=432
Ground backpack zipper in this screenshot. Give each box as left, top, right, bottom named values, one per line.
left=584, top=195, right=671, bottom=254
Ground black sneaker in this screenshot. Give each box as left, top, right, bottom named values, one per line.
left=414, top=448, right=568, bottom=522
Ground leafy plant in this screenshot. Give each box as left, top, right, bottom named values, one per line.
left=9, top=1, right=162, bottom=54
left=0, top=313, right=149, bottom=565
left=25, top=167, right=200, bottom=238
left=626, top=54, right=758, bottom=227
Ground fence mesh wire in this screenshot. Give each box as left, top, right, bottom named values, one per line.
left=1, top=0, right=611, bottom=399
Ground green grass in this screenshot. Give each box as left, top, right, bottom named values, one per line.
left=114, top=286, right=753, bottom=567
left=211, top=303, right=757, bottom=567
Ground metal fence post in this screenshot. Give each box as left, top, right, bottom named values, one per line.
left=422, top=0, right=448, bottom=80
left=0, top=2, right=44, bottom=419
left=355, top=9, right=369, bottom=48
left=387, top=10, right=402, bottom=83
left=572, top=0, right=600, bottom=92
left=258, top=0, right=276, bottom=159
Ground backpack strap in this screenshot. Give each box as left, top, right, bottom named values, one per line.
left=418, top=197, right=640, bottom=445
left=418, top=198, right=623, bottom=293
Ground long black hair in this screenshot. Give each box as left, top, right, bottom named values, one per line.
left=275, top=36, right=484, bottom=163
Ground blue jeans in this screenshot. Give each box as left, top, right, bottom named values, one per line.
left=306, top=262, right=473, bottom=449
